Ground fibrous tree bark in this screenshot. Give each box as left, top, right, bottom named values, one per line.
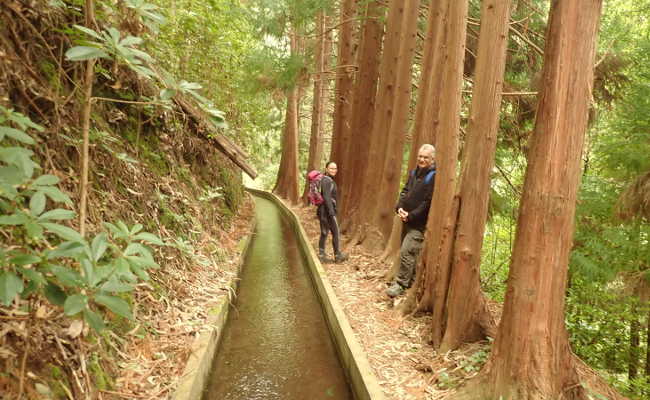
left=407, top=0, right=445, bottom=171
left=273, top=29, right=301, bottom=204
left=371, top=0, right=421, bottom=243
left=347, top=0, right=418, bottom=252
left=438, top=0, right=512, bottom=352
left=302, top=11, right=331, bottom=204
left=419, top=0, right=468, bottom=341
left=459, top=1, right=604, bottom=398
left=339, top=0, right=385, bottom=225
left=382, top=0, right=444, bottom=266
left=330, top=0, right=356, bottom=176
left=400, top=0, right=467, bottom=322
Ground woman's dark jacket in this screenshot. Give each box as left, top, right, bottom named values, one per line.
left=318, top=175, right=337, bottom=217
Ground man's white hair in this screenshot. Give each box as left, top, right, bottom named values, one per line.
left=419, top=144, right=435, bottom=155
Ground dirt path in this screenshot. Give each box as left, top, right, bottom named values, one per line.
left=288, top=203, right=486, bottom=400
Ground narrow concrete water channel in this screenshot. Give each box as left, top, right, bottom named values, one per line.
left=202, top=196, right=354, bottom=400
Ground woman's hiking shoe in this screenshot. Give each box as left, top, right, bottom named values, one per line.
left=318, top=253, right=332, bottom=264
left=334, top=252, right=349, bottom=263
left=386, top=282, right=405, bottom=298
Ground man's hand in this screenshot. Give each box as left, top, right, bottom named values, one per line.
left=397, top=208, right=408, bottom=222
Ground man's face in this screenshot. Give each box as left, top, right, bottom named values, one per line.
left=326, top=163, right=338, bottom=177
left=416, top=150, right=434, bottom=169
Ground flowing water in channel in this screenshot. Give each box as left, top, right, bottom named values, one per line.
left=202, top=196, right=353, bottom=400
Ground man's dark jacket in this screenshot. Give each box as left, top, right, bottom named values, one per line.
left=395, top=165, right=436, bottom=231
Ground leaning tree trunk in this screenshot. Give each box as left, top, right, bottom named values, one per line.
left=459, top=1, right=603, bottom=398
left=339, top=0, right=385, bottom=226
left=302, top=11, right=330, bottom=204
left=273, top=30, right=301, bottom=204
left=438, top=0, right=512, bottom=352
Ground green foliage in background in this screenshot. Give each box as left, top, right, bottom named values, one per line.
left=476, top=1, right=650, bottom=397
left=147, top=0, right=280, bottom=174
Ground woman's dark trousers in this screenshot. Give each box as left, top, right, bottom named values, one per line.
left=318, top=212, right=341, bottom=256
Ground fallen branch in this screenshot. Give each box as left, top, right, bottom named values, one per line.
left=173, top=96, right=258, bottom=179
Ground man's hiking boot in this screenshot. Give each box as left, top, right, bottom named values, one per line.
left=318, top=253, right=332, bottom=264
left=386, top=282, right=405, bottom=298
left=334, top=252, right=349, bottom=263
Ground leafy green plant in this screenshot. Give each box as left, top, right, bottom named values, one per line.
left=66, top=25, right=227, bottom=129
left=435, top=370, right=458, bottom=390
left=0, top=107, right=164, bottom=332
left=65, top=25, right=155, bottom=78
left=459, top=348, right=489, bottom=374
left=125, top=0, right=166, bottom=32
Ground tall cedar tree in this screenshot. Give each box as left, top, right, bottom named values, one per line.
left=381, top=0, right=446, bottom=265
left=339, top=0, right=385, bottom=223
left=302, top=11, right=331, bottom=203
left=371, top=0, right=421, bottom=244
left=438, top=0, right=512, bottom=351
left=273, top=29, right=301, bottom=203
left=329, top=0, right=356, bottom=182
left=400, top=0, right=467, bottom=321
left=460, top=1, right=605, bottom=398
left=347, top=0, right=415, bottom=251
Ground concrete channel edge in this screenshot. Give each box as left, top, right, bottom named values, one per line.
left=172, top=222, right=253, bottom=400
left=248, top=188, right=386, bottom=400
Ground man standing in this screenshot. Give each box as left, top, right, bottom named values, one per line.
left=318, top=161, right=349, bottom=264
left=386, top=144, right=436, bottom=298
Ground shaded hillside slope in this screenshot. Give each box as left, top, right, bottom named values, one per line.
left=1, top=1, right=253, bottom=398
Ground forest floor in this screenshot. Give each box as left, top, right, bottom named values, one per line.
left=288, top=202, right=489, bottom=400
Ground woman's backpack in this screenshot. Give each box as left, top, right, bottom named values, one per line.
left=307, top=170, right=325, bottom=206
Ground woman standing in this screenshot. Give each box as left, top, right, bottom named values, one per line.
left=317, top=161, right=348, bottom=263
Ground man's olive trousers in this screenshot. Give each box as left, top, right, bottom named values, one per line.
left=396, top=227, right=424, bottom=288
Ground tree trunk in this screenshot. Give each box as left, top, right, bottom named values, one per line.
left=273, top=30, right=301, bottom=204
left=372, top=0, right=421, bottom=242
left=339, top=0, right=385, bottom=225
left=347, top=0, right=414, bottom=251
left=630, top=308, right=640, bottom=381
left=408, top=0, right=445, bottom=171
left=380, top=214, right=402, bottom=264
left=402, top=0, right=453, bottom=314
left=460, top=1, right=603, bottom=398
left=438, top=0, right=512, bottom=352
left=645, top=308, right=650, bottom=376
left=407, top=0, right=467, bottom=332
left=79, top=0, right=96, bottom=237
left=302, top=12, right=330, bottom=204
left=330, top=0, right=357, bottom=173
left=383, top=0, right=444, bottom=267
